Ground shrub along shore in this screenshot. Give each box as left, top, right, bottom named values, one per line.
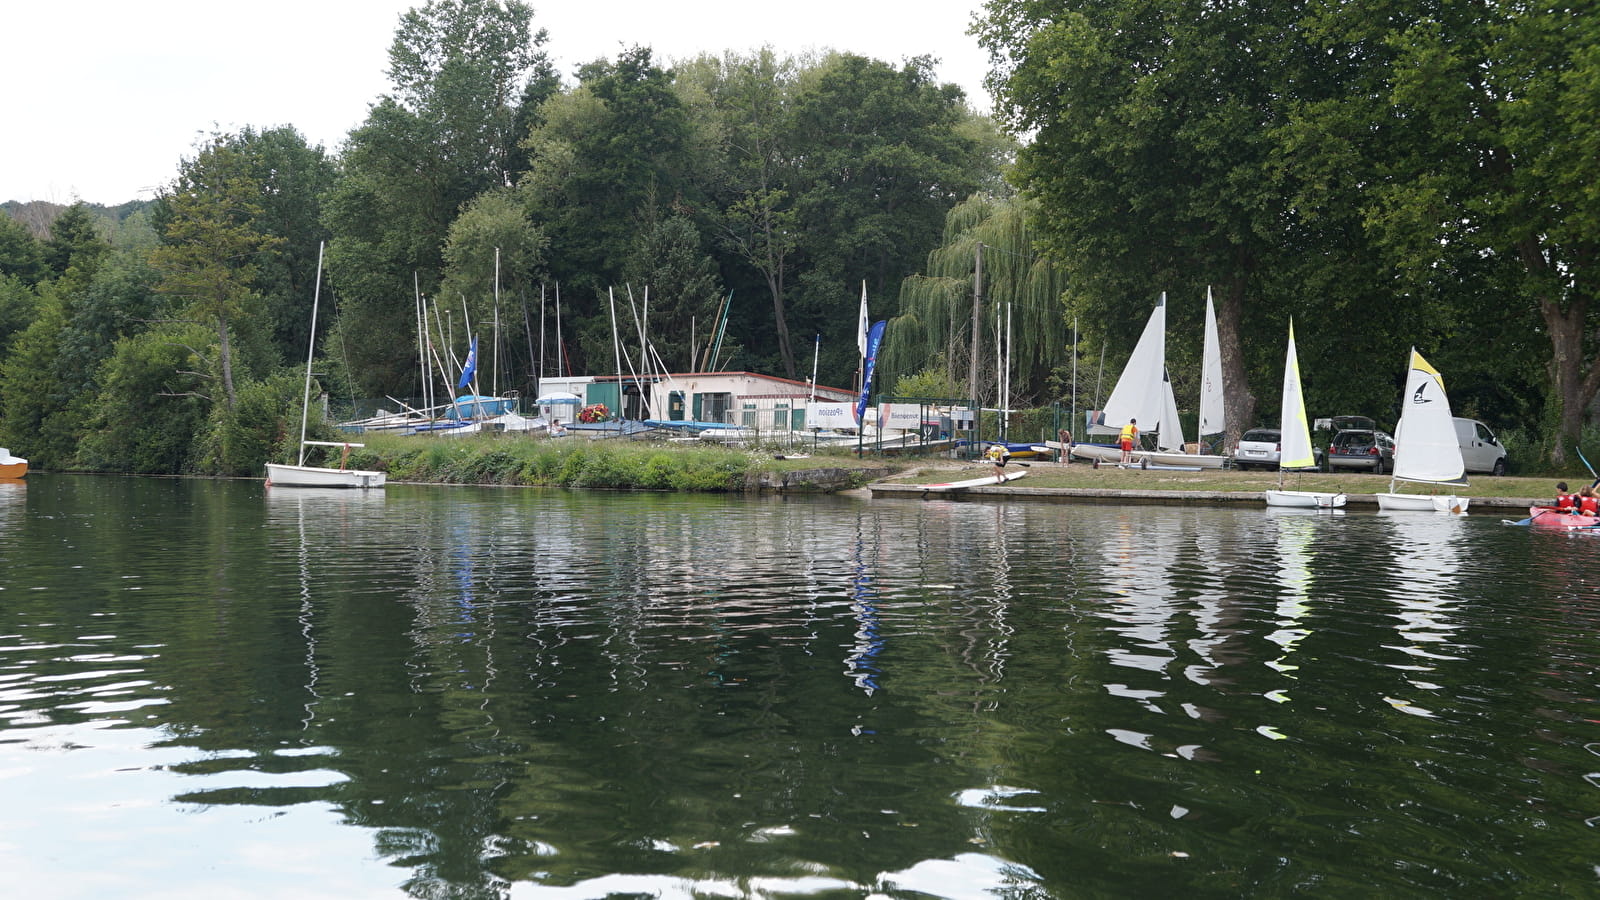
left=302, top=434, right=1555, bottom=506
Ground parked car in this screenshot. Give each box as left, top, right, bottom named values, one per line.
left=1232, top=428, right=1282, bottom=470
left=1325, top=426, right=1396, bottom=473
left=1454, top=417, right=1508, bottom=475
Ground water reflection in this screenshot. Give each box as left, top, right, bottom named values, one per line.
left=4, top=479, right=1600, bottom=897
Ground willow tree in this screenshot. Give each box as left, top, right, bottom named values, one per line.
left=881, top=195, right=1069, bottom=407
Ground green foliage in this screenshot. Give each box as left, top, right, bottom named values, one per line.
left=194, top=371, right=303, bottom=477
left=77, top=325, right=214, bottom=473
left=0, top=214, right=47, bottom=284
left=882, top=195, right=1069, bottom=408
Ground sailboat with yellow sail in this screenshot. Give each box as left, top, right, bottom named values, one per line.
left=1376, top=349, right=1469, bottom=513
left=1265, top=321, right=1346, bottom=508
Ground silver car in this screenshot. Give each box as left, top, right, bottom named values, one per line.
left=1233, top=428, right=1281, bottom=470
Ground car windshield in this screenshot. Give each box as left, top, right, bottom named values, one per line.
left=1242, top=430, right=1278, bottom=442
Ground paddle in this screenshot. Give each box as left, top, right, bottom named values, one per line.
left=1578, top=445, right=1600, bottom=490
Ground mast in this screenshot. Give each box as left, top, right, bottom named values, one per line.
left=296, top=242, right=326, bottom=467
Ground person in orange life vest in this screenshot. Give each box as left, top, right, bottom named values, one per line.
left=1555, top=482, right=1576, bottom=512
left=1119, top=418, right=1139, bottom=464
left=1580, top=486, right=1600, bottom=517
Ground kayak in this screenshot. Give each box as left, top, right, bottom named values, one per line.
left=1526, top=507, right=1600, bottom=529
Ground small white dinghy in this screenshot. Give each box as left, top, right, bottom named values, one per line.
left=1375, top=349, right=1469, bottom=514
left=1264, top=322, right=1346, bottom=510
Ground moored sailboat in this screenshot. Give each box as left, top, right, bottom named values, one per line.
left=1376, top=349, right=1469, bottom=513
left=265, top=243, right=387, bottom=490
left=1265, top=321, right=1345, bottom=509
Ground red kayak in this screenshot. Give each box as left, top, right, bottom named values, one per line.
left=1528, top=507, right=1600, bottom=528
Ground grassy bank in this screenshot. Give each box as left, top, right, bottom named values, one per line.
left=314, top=432, right=900, bottom=491
left=297, top=433, right=1561, bottom=502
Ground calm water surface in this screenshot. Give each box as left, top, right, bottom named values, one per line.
left=2, top=475, right=1599, bottom=898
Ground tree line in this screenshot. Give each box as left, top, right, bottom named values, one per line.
left=1, top=0, right=1594, bottom=476
left=0, top=0, right=1014, bottom=475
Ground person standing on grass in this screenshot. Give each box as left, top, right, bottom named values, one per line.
left=1119, top=418, right=1139, bottom=464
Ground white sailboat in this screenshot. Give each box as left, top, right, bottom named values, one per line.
left=1199, top=285, right=1225, bottom=441
left=1376, top=349, right=1469, bottom=513
left=1071, top=291, right=1227, bottom=468
left=266, top=243, right=387, bottom=490
left=1265, top=321, right=1345, bottom=509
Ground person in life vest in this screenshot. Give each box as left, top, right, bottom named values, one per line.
left=1579, top=486, right=1600, bottom=517
left=1555, top=481, right=1576, bottom=512
left=1119, top=418, right=1139, bottom=464
left=986, top=443, right=1011, bottom=483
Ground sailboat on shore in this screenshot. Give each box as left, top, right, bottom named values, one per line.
left=1376, top=349, right=1469, bottom=514
left=1265, top=321, right=1345, bottom=508
left=1069, top=291, right=1227, bottom=468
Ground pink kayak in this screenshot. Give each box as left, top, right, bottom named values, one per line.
left=1527, top=507, right=1600, bottom=528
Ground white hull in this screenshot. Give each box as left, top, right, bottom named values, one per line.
left=1376, top=492, right=1469, bottom=514
left=1066, top=442, right=1227, bottom=468
left=266, top=463, right=386, bottom=489
left=1265, top=489, right=1346, bottom=509
left=916, top=469, right=1028, bottom=492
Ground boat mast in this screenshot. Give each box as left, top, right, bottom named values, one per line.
left=296, top=242, right=326, bottom=467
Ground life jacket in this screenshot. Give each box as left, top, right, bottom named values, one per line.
left=1120, top=422, right=1138, bottom=442
left=1558, top=491, right=1577, bottom=511
left=1580, top=495, right=1599, bottom=516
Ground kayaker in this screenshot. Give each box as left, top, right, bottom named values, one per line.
left=1556, top=482, right=1576, bottom=512
left=1580, top=486, right=1599, bottom=517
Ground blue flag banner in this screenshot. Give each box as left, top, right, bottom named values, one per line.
left=855, top=320, right=887, bottom=423
left=456, top=337, right=479, bottom=390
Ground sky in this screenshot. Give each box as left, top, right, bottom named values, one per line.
left=3, top=0, right=996, bottom=206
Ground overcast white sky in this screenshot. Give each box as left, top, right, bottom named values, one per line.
left=3, top=0, right=995, bottom=206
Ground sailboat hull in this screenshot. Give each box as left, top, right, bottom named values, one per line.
left=266, top=463, right=386, bottom=489
left=1265, top=489, right=1346, bottom=509
left=1376, top=492, right=1468, bottom=514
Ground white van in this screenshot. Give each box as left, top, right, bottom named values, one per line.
left=1453, top=418, right=1508, bottom=475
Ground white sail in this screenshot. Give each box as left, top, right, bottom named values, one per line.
left=1391, top=348, right=1465, bottom=484
left=1199, top=286, right=1225, bottom=436
left=1278, top=321, right=1315, bottom=469
left=1100, top=293, right=1185, bottom=450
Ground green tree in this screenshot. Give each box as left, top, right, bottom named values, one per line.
left=976, top=0, right=1400, bottom=438
left=77, top=324, right=214, bottom=474
left=41, top=202, right=111, bottom=291
left=152, top=137, right=285, bottom=411
left=620, top=214, right=723, bottom=372
left=0, top=214, right=47, bottom=285
left=437, top=189, right=548, bottom=395
left=883, top=195, right=1070, bottom=408
left=1284, top=2, right=1600, bottom=462
left=326, top=0, right=550, bottom=396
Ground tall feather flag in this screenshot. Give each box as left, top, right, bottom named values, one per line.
left=456, top=336, right=479, bottom=391
left=855, top=320, right=887, bottom=423
left=857, top=281, right=869, bottom=358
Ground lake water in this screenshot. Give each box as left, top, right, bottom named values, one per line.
left=2, top=475, right=1598, bottom=898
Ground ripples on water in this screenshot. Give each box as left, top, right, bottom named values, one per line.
left=3, top=476, right=1600, bottom=897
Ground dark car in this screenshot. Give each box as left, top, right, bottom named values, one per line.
left=1324, top=427, right=1396, bottom=473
